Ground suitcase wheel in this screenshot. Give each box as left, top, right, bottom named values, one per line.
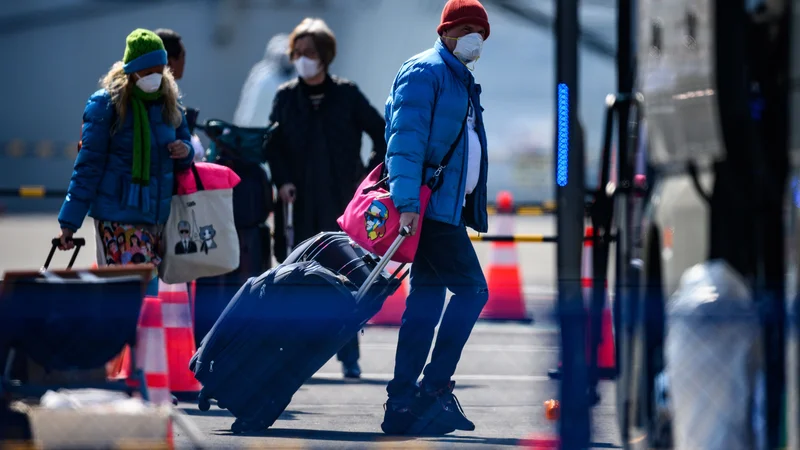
left=230, top=419, right=244, bottom=434
left=198, top=393, right=211, bottom=412
left=231, top=418, right=266, bottom=434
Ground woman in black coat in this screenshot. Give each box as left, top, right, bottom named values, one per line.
left=266, top=18, right=387, bottom=379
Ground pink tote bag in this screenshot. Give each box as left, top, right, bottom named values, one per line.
left=338, top=101, right=469, bottom=263
left=337, top=164, right=432, bottom=264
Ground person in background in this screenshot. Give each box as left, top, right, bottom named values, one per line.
left=380, top=0, right=490, bottom=435
left=154, top=27, right=214, bottom=348
left=233, top=33, right=296, bottom=128
left=57, top=28, right=194, bottom=296
left=155, top=28, right=205, bottom=163
left=266, top=17, right=387, bottom=379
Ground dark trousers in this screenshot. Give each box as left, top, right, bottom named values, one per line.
left=336, top=335, right=360, bottom=365
left=386, top=218, right=488, bottom=402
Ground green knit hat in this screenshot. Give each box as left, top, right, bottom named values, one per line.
left=122, top=28, right=168, bottom=74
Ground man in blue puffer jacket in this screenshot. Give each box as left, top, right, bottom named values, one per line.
left=57, top=29, right=194, bottom=295
left=381, top=0, right=491, bottom=436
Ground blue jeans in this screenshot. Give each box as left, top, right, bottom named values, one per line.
left=386, top=218, right=489, bottom=402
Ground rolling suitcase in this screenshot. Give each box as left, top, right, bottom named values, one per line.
left=282, top=230, right=409, bottom=295
left=189, top=228, right=410, bottom=433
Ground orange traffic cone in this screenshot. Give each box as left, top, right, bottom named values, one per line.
left=158, top=280, right=202, bottom=397
left=480, top=191, right=531, bottom=322
left=595, top=301, right=616, bottom=380
left=189, top=280, right=197, bottom=328
left=519, top=435, right=561, bottom=449
left=368, top=261, right=409, bottom=326
left=125, top=295, right=172, bottom=405
left=582, top=227, right=615, bottom=380
left=548, top=226, right=615, bottom=380
left=107, top=346, right=130, bottom=381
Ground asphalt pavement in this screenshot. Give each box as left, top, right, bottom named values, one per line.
left=0, top=213, right=621, bottom=449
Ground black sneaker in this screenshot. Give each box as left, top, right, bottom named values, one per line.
left=381, top=401, right=419, bottom=435
left=342, top=361, right=361, bottom=379
left=409, top=381, right=475, bottom=432
left=381, top=398, right=456, bottom=436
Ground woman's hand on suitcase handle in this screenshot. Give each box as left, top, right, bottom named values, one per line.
left=399, top=212, right=419, bottom=236
left=279, top=183, right=296, bottom=203
left=58, top=228, right=75, bottom=250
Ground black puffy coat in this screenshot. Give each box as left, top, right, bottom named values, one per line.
left=266, top=74, right=387, bottom=261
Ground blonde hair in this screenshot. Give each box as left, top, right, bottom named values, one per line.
left=100, top=61, right=184, bottom=133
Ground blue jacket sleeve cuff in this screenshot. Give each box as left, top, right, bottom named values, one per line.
left=394, top=199, right=420, bottom=214
left=175, top=140, right=194, bottom=169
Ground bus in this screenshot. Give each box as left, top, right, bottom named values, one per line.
left=608, top=1, right=797, bottom=448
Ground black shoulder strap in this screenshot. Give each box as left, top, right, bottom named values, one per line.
left=424, top=98, right=470, bottom=191
left=377, top=97, right=471, bottom=190
left=438, top=99, right=470, bottom=170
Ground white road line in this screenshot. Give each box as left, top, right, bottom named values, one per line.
left=469, top=323, right=559, bottom=334
left=366, top=323, right=559, bottom=335
left=360, top=343, right=558, bottom=353
left=523, top=286, right=558, bottom=297
left=313, top=373, right=552, bottom=382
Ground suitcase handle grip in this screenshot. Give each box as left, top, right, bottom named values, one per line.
left=355, top=226, right=410, bottom=301
left=44, top=237, right=87, bottom=271
left=50, top=238, right=87, bottom=247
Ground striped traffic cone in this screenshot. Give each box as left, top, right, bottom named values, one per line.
left=158, top=280, right=202, bottom=398
left=134, top=295, right=172, bottom=405
left=583, top=227, right=615, bottom=379
left=548, top=226, right=615, bottom=380
left=479, top=191, right=531, bottom=322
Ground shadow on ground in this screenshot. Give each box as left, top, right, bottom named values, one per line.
left=181, top=407, right=314, bottom=422
left=303, top=378, right=481, bottom=390
left=211, top=427, right=532, bottom=447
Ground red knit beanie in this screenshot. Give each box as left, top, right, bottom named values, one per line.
left=437, top=0, right=490, bottom=40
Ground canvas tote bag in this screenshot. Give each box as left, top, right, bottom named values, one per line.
left=159, top=163, right=241, bottom=284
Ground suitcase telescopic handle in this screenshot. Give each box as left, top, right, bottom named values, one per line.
left=355, top=226, right=410, bottom=301
left=44, top=237, right=87, bottom=271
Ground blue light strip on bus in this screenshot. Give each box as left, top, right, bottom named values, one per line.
left=557, top=83, right=569, bottom=187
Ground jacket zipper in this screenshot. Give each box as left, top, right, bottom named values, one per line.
left=153, top=106, right=163, bottom=223
left=453, top=91, right=470, bottom=225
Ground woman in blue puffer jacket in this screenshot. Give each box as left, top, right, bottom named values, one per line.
left=57, top=29, right=194, bottom=289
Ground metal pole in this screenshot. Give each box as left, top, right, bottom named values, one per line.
left=555, top=0, right=590, bottom=447
left=610, top=0, right=636, bottom=442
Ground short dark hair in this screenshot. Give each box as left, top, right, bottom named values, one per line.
left=288, top=18, right=336, bottom=68
left=154, top=28, right=184, bottom=60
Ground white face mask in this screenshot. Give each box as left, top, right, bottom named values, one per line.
left=453, top=32, right=484, bottom=66
left=136, top=73, right=163, bottom=93
left=294, top=56, right=322, bottom=80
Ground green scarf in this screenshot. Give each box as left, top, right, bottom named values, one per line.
left=128, top=86, right=162, bottom=211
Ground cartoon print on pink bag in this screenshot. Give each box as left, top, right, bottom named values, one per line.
left=365, top=200, right=389, bottom=241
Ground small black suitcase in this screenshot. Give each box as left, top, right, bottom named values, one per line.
left=283, top=231, right=409, bottom=297
left=189, top=230, right=410, bottom=433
